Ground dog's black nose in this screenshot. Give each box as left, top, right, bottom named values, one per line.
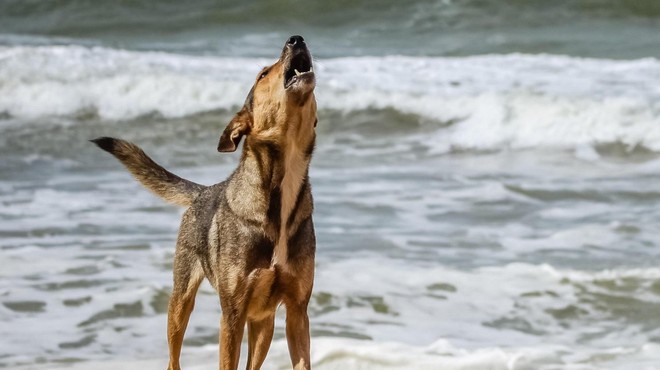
left=287, top=35, right=304, bottom=46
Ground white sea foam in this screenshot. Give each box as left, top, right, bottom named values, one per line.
left=5, top=157, right=659, bottom=368
left=4, top=236, right=660, bottom=369
left=1, top=46, right=660, bottom=152
left=0, top=46, right=259, bottom=120
left=38, top=338, right=650, bottom=370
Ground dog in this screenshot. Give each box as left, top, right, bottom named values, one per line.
left=92, top=35, right=317, bottom=370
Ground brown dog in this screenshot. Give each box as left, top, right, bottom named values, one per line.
left=92, top=35, right=317, bottom=370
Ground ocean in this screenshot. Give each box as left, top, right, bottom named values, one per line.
left=1, top=1, right=660, bottom=369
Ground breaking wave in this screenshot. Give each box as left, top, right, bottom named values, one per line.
left=1, top=45, right=660, bottom=151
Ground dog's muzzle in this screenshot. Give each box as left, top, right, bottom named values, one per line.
left=283, top=35, right=314, bottom=90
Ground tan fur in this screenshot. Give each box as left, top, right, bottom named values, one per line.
left=275, top=129, right=313, bottom=268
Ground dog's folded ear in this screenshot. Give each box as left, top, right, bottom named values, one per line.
left=218, top=110, right=251, bottom=152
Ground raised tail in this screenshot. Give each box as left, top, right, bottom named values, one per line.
left=91, top=137, right=206, bottom=207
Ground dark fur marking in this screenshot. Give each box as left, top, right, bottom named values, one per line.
left=264, top=142, right=281, bottom=164
left=286, top=178, right=308, bottom=230
left=90, top=137, right=116, bottom=154
left=266, top=187, right=282, bottom=237
left=287, top=217, right=315, bottom=260
left=245, top=235, right=275, bottom=272
left=263, top=141, right=283, bottom=189
left=304, top=136, right=316, bottom=158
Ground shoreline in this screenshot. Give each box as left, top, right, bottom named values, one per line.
left=17, top=338, right=660, bottom=370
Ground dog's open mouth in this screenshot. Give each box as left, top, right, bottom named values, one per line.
left=284, top=52, right=314, bottom=89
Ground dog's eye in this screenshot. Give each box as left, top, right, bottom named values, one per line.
left=259, top=70, right=269, bottom=80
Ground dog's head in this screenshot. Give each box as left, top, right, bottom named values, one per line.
left=218, top=35, right=317, bottom=153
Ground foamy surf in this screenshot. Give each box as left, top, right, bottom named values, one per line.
left=33, top=338, right=660, bottom=370
left=4, top=234, right=660, bottom=369
left=1, top=45, right=660, bottom=152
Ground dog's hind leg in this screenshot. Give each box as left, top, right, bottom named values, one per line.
left=166, top=249, right=204, bottom=370
left=246, top=315, right=275, bottom=370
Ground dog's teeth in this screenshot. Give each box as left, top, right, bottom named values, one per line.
left=294, top=69, right=301, bottom=76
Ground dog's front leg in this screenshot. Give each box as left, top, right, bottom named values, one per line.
left=246, top=315, right=275, bottom=370
left=219, top=305, right=247, bottom=370
left=285, top=303, right=311, bottom=370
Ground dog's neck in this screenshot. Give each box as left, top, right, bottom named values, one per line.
left=225, top=120, right=315, bottom=267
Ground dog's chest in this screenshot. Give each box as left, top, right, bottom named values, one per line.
left=272, top=147, right=308, bottom=267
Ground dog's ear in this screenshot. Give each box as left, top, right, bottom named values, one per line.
left=218, top=109, right=251, bottom=152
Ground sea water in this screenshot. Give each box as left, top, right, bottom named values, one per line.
left=1, top=1, right=660, bottom=369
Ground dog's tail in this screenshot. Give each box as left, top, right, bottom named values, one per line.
left=91, top=137, right=206, bottom=207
